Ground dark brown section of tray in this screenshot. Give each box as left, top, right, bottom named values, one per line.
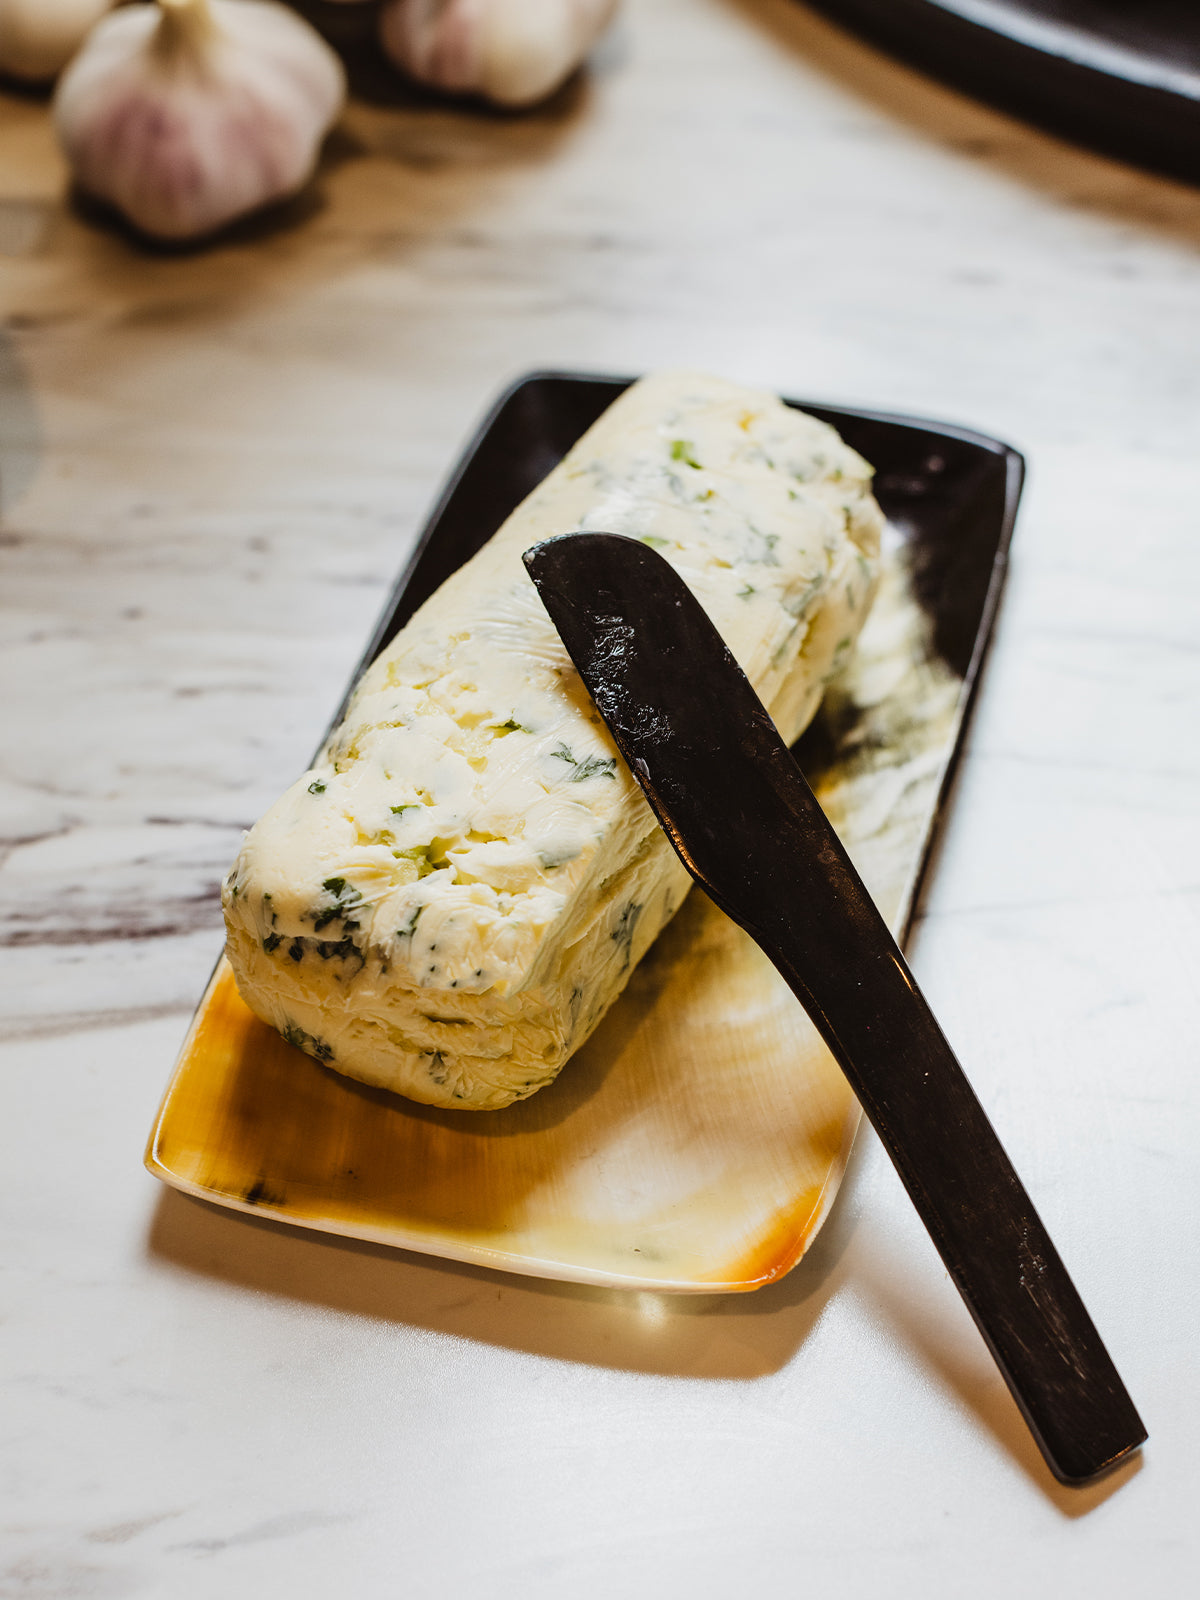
left=347, top=374, right=1020, bottom=678
left=328, top=373, right=1022, bottom=941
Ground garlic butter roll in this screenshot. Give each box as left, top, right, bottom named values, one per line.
left=223, top=373, right=883, bottom=1109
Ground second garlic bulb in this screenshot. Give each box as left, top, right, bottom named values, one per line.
left=0, top=1, right=115, bottom=83
left=53, top=0, right=346, bottom=241
left=379, top=0, right=618, bottom=109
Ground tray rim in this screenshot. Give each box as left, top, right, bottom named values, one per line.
left=145, top=371, right=1024, bottom=1288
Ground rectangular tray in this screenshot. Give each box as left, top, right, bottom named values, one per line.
left=146, top=373, right=1022, bottom=1292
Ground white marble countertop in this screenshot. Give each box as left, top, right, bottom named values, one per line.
left=2, top=2, right=1198, bottom=1594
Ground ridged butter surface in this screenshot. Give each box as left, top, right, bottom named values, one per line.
left=223, top=373, right=883, bottom=1108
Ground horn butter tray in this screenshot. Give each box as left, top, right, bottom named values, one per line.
left=145, top=373, right=1022, bottom=1293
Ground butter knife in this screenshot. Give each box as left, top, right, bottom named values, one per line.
left=523, top=530, right=1146, bottom=1488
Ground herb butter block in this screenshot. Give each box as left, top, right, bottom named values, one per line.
left=222, top=373, right=883, bottom=1109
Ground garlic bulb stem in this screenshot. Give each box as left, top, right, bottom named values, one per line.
left=153, top=0, right=219, bottom=64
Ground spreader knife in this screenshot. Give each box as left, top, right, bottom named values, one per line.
left=523, top=530, right=1145, bottom=1487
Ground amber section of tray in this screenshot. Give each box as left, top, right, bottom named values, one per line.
left=148, top=893, right=859, bottom=1292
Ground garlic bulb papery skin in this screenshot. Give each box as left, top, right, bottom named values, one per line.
left=379, top=0, right=618, bottom=110
left=0, top=0, right=115, bottom=83
left=53, top=0, right=346, bottom=241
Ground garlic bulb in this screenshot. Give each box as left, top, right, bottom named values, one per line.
left=378, top=0, right=618, bottom=109
left=53, top=0, right=346, bottom=241
left=0, top=1, right=114, bottom=83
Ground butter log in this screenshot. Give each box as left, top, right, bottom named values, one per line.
left=222, top=373, right=883, bottom=1108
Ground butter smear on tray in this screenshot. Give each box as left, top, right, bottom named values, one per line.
left=222, top=372, right=883, bottom=1109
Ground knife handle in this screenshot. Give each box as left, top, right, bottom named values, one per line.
left=703, top=742, right=1147, bottom=1487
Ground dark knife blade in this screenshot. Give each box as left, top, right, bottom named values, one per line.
left=523, top=530, right=1145, bottom=1487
